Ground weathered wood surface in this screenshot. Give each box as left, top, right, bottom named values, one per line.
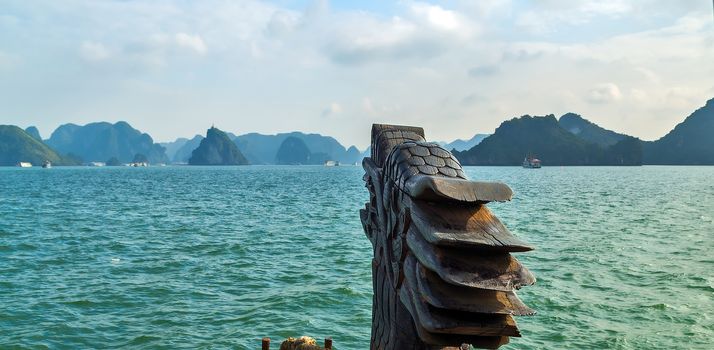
left=405, top=175, right=513, bottom=204
left=402, top=255, right=521, bottom=337
left=361, top=124, right=536, bottom=349
left=406, top=228, right=535, bottom=291
left=409, top=199, right=533, bottom=251
left=412, top=257, right=535, bottom=316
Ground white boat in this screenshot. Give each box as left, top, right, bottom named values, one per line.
left=324, top=160, right=340, bottom=167
left=42, top=160, right=51, bottom=168
left=522, top=154, right=541, bottom=168
left=87, top=162, right=105, bottom=167
left=16, top=162, right=32, bottom=168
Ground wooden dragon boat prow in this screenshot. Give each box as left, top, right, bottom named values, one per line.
left=360, top=124, right=536, bottom=349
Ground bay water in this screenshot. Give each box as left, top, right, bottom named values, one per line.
left=1, top=166, right=712, bottom=349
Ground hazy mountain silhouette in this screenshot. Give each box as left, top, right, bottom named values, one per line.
left=234, top=132, right=362, bottom=164
left=439, top=134, right=489, bottom=152
left=165, top=135, right=204, bottom=163
left=24, top=126, right=42, bottom=141
left=159, top=137, right=188, bottom=161
left=9, top=97, right=711, bottom=166
left=559, top=113, right=627, bottom=147
left=46, top=121, right=168, bottom=164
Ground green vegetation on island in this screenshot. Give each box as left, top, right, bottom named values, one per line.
left=188, top=127, right=249, bottom=165
left=454, top=115, right=642, bottom=166
left=275, top=136, right=313, bottom=165
left=2, top=97, right=712, bottom=167
left=643, top=98, right=714, bottom=165
left=46, top=121, right=169, bottom=164
left=0, top=125, right=78, bottom=166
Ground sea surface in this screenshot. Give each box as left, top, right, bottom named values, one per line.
left=0, top=166, right=712, bottom=349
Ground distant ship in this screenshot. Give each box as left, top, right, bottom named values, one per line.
left=16, top=162, right=32, bottom=168
left=324, top=160, right=340, bottom=167
left=42, top=160, right=51, bottom=169
left=522, top=154, right=541, bottom=168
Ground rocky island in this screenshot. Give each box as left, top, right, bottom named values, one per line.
left=454, top=114, right=642, bottom=166
left=0, top=125, right=77, bottom=166
left=188, top=127, right=249, bottom=165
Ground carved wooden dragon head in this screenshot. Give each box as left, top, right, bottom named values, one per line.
left=360, top=124, right=536, bottom=349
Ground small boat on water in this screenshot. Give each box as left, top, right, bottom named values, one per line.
left=16, top=162, right=32, bottom=168
left=42, top=160, right=51, bottom=168
left=522, top=154, right=541, bottom=168
left=324, top=160, right=340, bottom=167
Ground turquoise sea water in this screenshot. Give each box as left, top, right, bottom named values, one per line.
left=0, top=166, right=712, bottom=349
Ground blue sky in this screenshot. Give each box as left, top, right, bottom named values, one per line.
left=1, top=0, right=712, bottom=148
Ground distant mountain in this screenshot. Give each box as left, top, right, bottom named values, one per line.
left=168, top=135, right=204, bottom=163
left=46, top=121, right=169, bottom=164
left=233, top=132, right=361, bottom=164
left=454, top=115, right=642, bottom=166
left=643, top=98, right=714, bottom=165
left=0, top=125, right=77, bottom=166
left=25, top=126, right=42, bottom=141
left=559, top=113, right=626, bottom=147
left=345, top=146, right=362, bottom=164
left=188, top=127, right=249, bottom=165
left=439, top=134, right=489, bottom=152
left=275, top=136, right=312, bottom=164
left=160, top=131, right=362, bottom=165
left=159, top=138, right=189, bottom=161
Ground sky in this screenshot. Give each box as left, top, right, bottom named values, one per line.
left=0, top=0, right=712, bottom=149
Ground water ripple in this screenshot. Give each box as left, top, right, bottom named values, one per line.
left=1, top=166, right=712, bottom=349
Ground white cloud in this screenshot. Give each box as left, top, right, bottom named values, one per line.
left=635, top=67, right=660, bottom=84
left=322, top=2, right=480, bottom=65
left=0, top=0, right=712, bottom=146
left=175, top=33, right=207, bottom=55
left=325, top=15, right=421, bottom=64
left=461, top=93, right=486, bottom=106
left=587, top=83, right=623, bottom=104
left=580, top=1, right=632, bottom=17
left=665, top=87, right=702, bottom=108
left=265, top=10, right=300, bottom=37
left=0, top=50, right=18, bottom=70
left=322, top=102, right=342, bottom=117
left=410, top=3, right=461, bottom=31
left=79, top=41, right=110, bottom=61
left=363, top=97, right=376, bottom=116
left=468, top=65, right=499, bottom=77
left=630, top=89, right=648, bottom=101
